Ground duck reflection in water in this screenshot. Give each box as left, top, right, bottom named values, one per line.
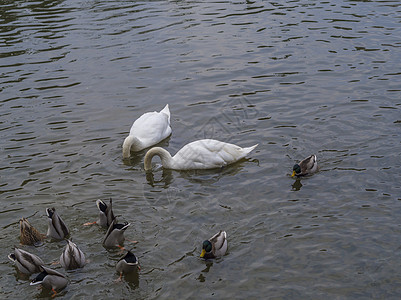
left=292, top=178, right=303, bottom=191
left=196, top=261, right=213, bottom=283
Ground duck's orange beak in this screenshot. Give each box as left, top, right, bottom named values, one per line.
left=291, top=171, right=296, bottom=177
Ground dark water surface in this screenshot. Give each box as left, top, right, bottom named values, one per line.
left=1, top=0, right=401, bottom=298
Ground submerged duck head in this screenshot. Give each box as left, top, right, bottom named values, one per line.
left=103, top=219, right=130, bottom=248
left=60, top=239, right=86, bottom=270
left=19, top=217, right=43, bottom=246
left=116, top=250, right=140, bottom=275
left=96, top=198, right=115, bottom=228
left=46, top=207, right=69, bottom=240
left=8, top=247, right=44, bottom=274
left=30, top=265, right=69, bottom=296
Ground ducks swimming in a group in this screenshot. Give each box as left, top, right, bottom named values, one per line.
left=10, top=200, right=133, bottom=296
left=10, top=209, right=72, bottom=296
left=144, top=139, right=258, bottom=171
left=9, top=103, right=322, bottom=298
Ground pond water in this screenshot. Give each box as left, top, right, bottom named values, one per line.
left=1, top=0, right=401, bottom=298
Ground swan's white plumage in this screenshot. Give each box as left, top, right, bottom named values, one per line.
left=122, top=104, right=171, bottom=158
left=144, top=139, right=257, bottom=170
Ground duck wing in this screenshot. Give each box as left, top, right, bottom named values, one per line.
left=300, top=155, right=317, bottom=174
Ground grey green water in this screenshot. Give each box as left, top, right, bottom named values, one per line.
left=1, top=0, right=401, bottom=298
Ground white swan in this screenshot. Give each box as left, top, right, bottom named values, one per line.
left=122, top=104, right=172, bottom=158
left=144, top=139, right=258, bottom=170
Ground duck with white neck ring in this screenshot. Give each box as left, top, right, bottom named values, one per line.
left=144, top=139, right=258, bottom=171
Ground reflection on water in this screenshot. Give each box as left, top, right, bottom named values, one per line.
left=121, top=271, right=140, bottom=288
left=145, top=159, right=257, bottom=187
left=145, top=169, right=174, bottom=188
left=197, top=261, right=213, bottom=283
left=292, top=178, right=303, bottom=191
left=1, top=0, right=401, bottom=298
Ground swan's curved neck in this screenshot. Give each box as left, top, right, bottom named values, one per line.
left=144, top=147, right=173, bottom=171
left=122, top=136, right=142, bottom=158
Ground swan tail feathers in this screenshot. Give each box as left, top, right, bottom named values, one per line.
left=160, top=104, right=170, bottom=122
left=243, top=144, right=258, bottom=154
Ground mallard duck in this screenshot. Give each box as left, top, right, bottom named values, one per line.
left=122, top=104, right=172, bottom=158
left=60, top=240, right=86, bottom=270
left=292, top=154, right=318, bottom=177
left=19, top=217, right=44, bottom=246
left=144, top=139, right=258, bottom=171
left=8, top=247, right=44, bottom=274
left=96, top=198, right=115, bottom=228
left=30, top=265, right=68, bottom=296
left=103, top=219, right=130, bottom=248
left=200, top=230, right=227, bottom=259
left=116, top=250, right=140, bottom=279
left=46, top=208, right=69, bottom=240
left=83, top=198, right=115, bottom=228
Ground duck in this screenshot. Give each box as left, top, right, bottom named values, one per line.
left=122, top=104, right=172, bottom=158
left=46, top=208, right=69, bottom=240
left=96, top=198, right=115, bottom=228
left=60, top=240, right=86, bottom=270
left=116, top=250, right=140, bottom=279
left=103, top=219, right=130, bottom=248
left=8, top=247, right=44, bottom=274
left=200, top=230, right=228, bottom=259
left=144, top=139, right=258, bottom=171
left=83, top=198, right=115, bottom=228
left=19, top=217, right=44, bottom=246
left=30, top=265, right=68, bottom=296
left=292, top=154, right=318, bottom=177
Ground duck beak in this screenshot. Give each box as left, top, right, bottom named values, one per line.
left=291, top=171, right=296, bottom=177
left=200, top=249, right=206, bottom=258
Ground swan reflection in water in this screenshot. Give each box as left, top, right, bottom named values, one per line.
left=145, top=158, right=258, bottom=187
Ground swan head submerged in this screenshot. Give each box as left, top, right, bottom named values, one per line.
left=122, top=136, right=143, bottom=159
left=143, top=147, right=173, bottom=171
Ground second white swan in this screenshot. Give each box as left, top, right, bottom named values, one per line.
left=144, top=139, right=258, bottom=171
